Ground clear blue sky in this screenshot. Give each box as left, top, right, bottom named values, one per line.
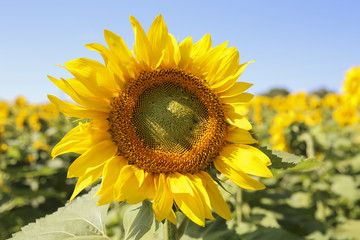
left=1, top=0, right=359, bottom=103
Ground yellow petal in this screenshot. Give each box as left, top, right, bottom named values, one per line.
left=169, top=175, right=205, bottom=226
left=48, top=76, right=110, bottom=110
left=85, top=42, right=129, bottom=85
left=214, top=159, right=266, bottom=190
left=226, top=127, right=258, bottom=144
left=65, top=58, right=119, bottom=94
left=178, top=36, right=193, bottom=70
left=114, top=166, right=148, bottom=204
left=167, top=172, right=194, bottom=195
left=60, top=78, right=98, bottom=99
left=172, top=193, right=205, bottom=226
left=224, top=104, right=252, bottom=130
left=48, top=95, right=108, bottom=119
left=199, top=171, right=231, bottom=220
left=96, top=157, right=127, bottom=206
left=52, top=123, right=92, bottom=158
left=95, top=156, right=127, bottom=197
left=192, top=33, right=211, bottom=57
left=220, top=93, right=254, bottom=104
left=208, top=47, right=239, bottom=85
left=103, top=30, right=136, bottom=81
left=166, top=209, right=178, bottom=225
left=114, top=165, right=140, bottom=203
left=135, top=172, right=156, bottom=201
left=85, top=43, right=111, bottom=64
left=219, top=144, right=273, bottom=178
left=70, top=165, right=103, bottom=201
left=97, top=188, right=114, bottom=206
left=130, top=15, right=153, bottom=67
left=243, top=144, right=272, bottom=166
left=67, top=140, right=117, bottom=178
left=198, top=41, right=228, bottom=78
left=152, top=173, right=173, bottom=222
left=187, top=174, right=215, bottom=220
left=211, top=61, right=254, bottom=92
left=104, top=29, right=132, bottom=63
left=147, top=14, right=168, bottom=67
left=170, top=34, right=181, bottom=66
left=228, top=117, right=252, bottom=130
left=133, top=167, right=145, bottom=187
left=162, top=33, right=180, bottom=67
left=218, top=82, right=253, bottom=97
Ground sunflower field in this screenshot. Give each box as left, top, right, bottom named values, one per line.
left=1, top=65, right=360, bottom=240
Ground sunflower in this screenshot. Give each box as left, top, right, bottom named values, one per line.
left=342, top=66, right=360, bottom=106
left=49, top=15, right=272, bottom=226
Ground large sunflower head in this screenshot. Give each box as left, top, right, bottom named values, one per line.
left=49, top=15, right=272, bottom=226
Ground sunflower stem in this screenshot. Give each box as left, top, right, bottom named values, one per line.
left=164, top=219, right=178, bottom=240
left=236, top=188, right=242, bottom=226
left=176, top=216, right=190, bottom=240
left=301, top=132, right=315, bottom=158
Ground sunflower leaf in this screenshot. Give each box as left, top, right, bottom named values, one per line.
left=259, top=147, right=322, bottom=171
left=240, top=227, right=304, bottom=240
left=184, top=215, right=240, bottom=240
left=206, top=167, right=231, bottom=194
left=123, top=200, right=161, bottom=240
left=288, top=158, right=323, bottom=172
left=10, top=185, right=110, bottom=240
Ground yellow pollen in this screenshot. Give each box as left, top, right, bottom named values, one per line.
left=108, top=68, right=227, bottom=174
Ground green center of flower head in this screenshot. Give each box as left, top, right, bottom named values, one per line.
left=133, top=84, right=208, bottom=153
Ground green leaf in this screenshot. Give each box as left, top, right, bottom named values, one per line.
left=123, top=200, right=160, bottom=240
left=331, top=175, right=360, bottom=203
left=259, top=147, right=322, bottom=172
left=4, top=166, right=58, bottom=181
left=240, top=227, right=304, bottom=240
left=184, top=216, right=240, bottom=240
left=259, top=147, right=296, bottom=169
left=286, top=192, right=311, bottom=209
left=334, top=220, right=360, bottom=239
left=10, top=185, right=110, bottom=240
left=287, top=158, right=323, bottom=172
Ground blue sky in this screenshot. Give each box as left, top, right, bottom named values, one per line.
left=1, top=0, right=359, bottom=103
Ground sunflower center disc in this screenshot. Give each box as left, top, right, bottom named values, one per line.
left=108, top=68, right=227, bottom=174
left=134, top=84, right=208, bottom=153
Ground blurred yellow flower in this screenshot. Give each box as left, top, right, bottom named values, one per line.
left=333, top=102, right=359, bottom=126
left=32, top=140, right=50, bottom=152
left=0, top=143, right=8, bottom=152
left=250, top=96, right=270, bottom=124
left=342, top=66, right=360, bottom=105
left=323, top=93, right=340, bottom=109
left=15, top=95, right=27, bottom=108
left=26, top=154, right=36, bottom=163
left=15, top=109, right=28, bottom=130
left=38, top=103, right=59, bottom=119
left=0, top=102, right=9, bottom=133
left=308, top=94, right=321, bottom=109
left=29, top=113, right=41, bottom=131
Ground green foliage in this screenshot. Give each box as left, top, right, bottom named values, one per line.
left=0, top=102, right=77, bottom=240
left=261, top=88, right=290, bottom=97
left=10, top=185, right=110, bottom=240
left=184, top=216, right=240, bottom=240
left=241, top=227, right=304, bottom=240
left=241, top=94, right=360, bottom=240
left=123, top=201, right=160, bottom=240
left=310, top=88, right=333, bottom=98
left=260, top=147, right=322, bottom=171
left=2, top=89, right=360, bottom=240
